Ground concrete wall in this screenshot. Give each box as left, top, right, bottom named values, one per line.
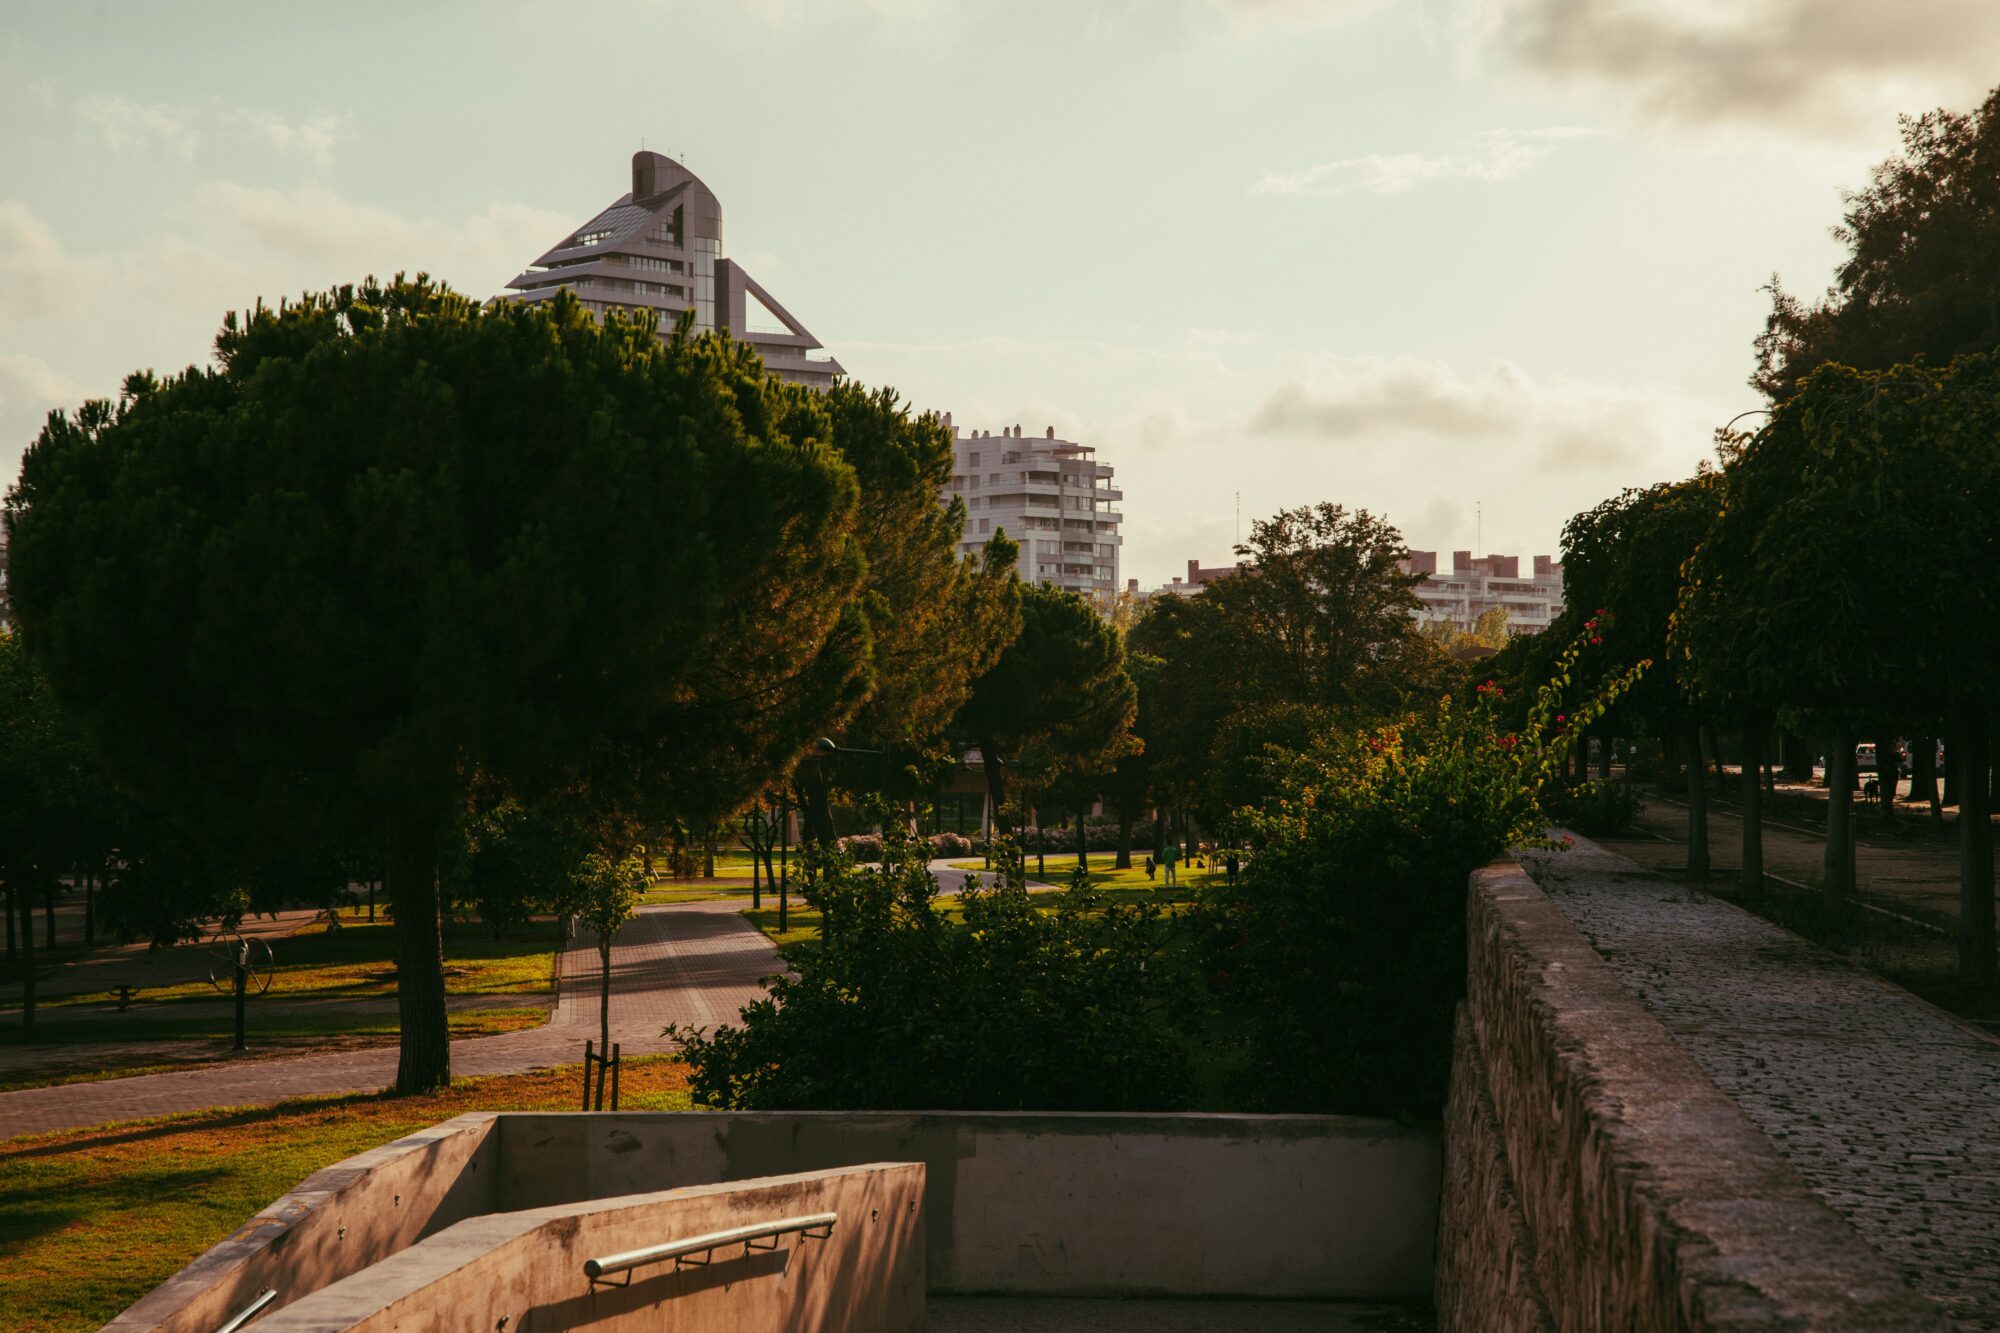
left=107, top=1112, right=503, bottom=1333
left=253, top=1163, right=924, bottom=1332
left=495, top=1110, right=1439, bottom=1299
left=1436, top=859, right=1947, bottom=1331
left=117, top=1110, right=1438, bottom=1329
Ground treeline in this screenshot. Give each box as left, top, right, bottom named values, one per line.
left=0, top=280, right=1048, bottom=1090
left=1484, top=83, right=2000, bottom=987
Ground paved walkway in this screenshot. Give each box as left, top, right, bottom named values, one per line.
left=926, top=857, right=1060, bottom=895
left=0, top=900, right=781, bottom=1142
left=1522, top=836, right=2000, bottom=1330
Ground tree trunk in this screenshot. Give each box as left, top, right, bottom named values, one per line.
left=1912, top=736, right=1941, bottom=822
left=1597, top=730, right=1613, bottom=782
left=703, top=821, right=716, bottom=879
left=1944, top=733, right=1961, bottom=808
left=1684, top=723, right=1710, bottom=880
left=16, top=877, right=35, bottom=1028
left=84, top=872, right=95, bottom=946
left=1741, top=721, right=1764, bottom=895
left=1877, top=737, right=1900, bottom=816
left=1706, top=728, right=1727, bottom=796
left=43, top=884, right=55, bottom=949
left=799, top=764, right=837, bottom=848
left=1824, top=734, right=1856, bottom=905
left=1075, top=807, right=1089, bottom=873
left=1959, top=719, right=1995, bottom=986
left=598, top=937, right=613, bottom=1061
left=748, top=819, right=763, bottom=910
left=4, top=881, right=14, bottom=964
left=388, top=818, right=451, bottom=1093
left=1115, top=809, right=1134, bottom=870
left=977, top=733, right=1010, bottom=836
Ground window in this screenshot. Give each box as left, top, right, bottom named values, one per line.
left=969, top=452, right=982, bottom=468
left=978, top=518, right=991, bottom=534
left=574, top=229, right=612, bottom=247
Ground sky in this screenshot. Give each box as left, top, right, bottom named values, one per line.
left=5, top=0, right=2000, bottom=587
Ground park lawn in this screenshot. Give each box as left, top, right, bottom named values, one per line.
left=638, top=883, right=756, bottom=907
left=946, top=859, right=1229, bottom=895
left=37, top=919, right=558, bottom=1013
left=0, top=1056, right=693, bottom=1333
left=0, top=1006, right=547, bottom=1050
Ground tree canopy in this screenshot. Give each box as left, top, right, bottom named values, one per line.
left=5, top=277, right=876, bottom=1089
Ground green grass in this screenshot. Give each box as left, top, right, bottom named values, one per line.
left=0, top=1006, right=547, bottom=1050
left=637, top=884, right=756, bottom=907
left=0, top=1057, right=693, bottom=1332
left=947, top=858, right=1229, bottom=895
left=26, top=919, right=557, bottom=1014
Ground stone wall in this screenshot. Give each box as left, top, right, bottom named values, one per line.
left=1437, top=858, right=1948, bottom=1331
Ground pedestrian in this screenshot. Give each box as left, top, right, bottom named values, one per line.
left=1160, top=838, right=1178, bottom=887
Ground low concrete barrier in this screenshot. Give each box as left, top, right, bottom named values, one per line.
left=116, top=1110, right=1439, bottom=1328
left=106, top=1113, right=501, bottom=1333
left=496, top=1110, right=1439, bottom=1298
left=255, top=1162, right=924, bottom=1332
left=1436, top=857, right=1947, bottom=1331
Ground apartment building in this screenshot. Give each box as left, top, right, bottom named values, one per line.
left=500, top=151, right=843, bottom=389
left=1402, top=550, right=1564, bottom=635
left=947, top=420, right=1122, bottom=599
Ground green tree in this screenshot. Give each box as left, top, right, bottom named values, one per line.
left=1561, top=475, right=1725, bottom=879
left=953, top=583, right=1138, bottom=840
left=1676, top=359, right=2000, bottom=981
left=565, top=847, right=648, bottom=1063
left=1757, top=84, right=2000, bottom=400
left=790, top=387, right=1021, bottom=844
left=5, top=278, right=873, bottom=1090
left=0, top=631, right=114, bottom=1025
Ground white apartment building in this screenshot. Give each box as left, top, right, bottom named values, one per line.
left=947, top=420, right=1122, bottom=599
left=1402, top=550, right=1565, bottom=636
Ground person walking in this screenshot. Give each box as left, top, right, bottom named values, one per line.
left=1159, top=837, right=1179, bottom=887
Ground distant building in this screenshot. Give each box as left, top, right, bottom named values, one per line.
left=1402, top=550, right=1564, bottom=636
left=947, top=419, right=1122, bottom=599
left=1145, top=558, right=1239, bottom=599
left=500, top=151, right=843, bottom=389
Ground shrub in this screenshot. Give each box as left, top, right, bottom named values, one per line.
left=836, top=833, right=883, bottom=863
left=927, top=832, right=973, bottom=858
left=1545, top=779, right=1640, bottom=836
left=672, top=834, right=1191, bottom=1110
left=1199, top=633, right=1642, bottom=1117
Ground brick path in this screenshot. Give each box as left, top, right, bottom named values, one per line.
left=0, top=900, right=780, bottom=1143
left=1521, top=837, right=2000, bottom=1330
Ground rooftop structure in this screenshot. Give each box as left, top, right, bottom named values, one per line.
left=947, top=418, right=1122, bottom=600
left=1402, top=549, right=1564, bottom=636
left=501, top=151, right=844, bottom=389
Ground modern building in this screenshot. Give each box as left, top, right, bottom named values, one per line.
left=946, top=419, right=1122, bottom=599
left=1401, top=550, right=1564, bottom=636
left=500, top=151, right=844, bottom=389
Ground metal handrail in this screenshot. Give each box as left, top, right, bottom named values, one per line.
left=583, top=1212, right=837, bottom=1284
left=214, top=1288, right=277, bottom=1333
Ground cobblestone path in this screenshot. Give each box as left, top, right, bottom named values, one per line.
left=1521, top=838, right=2000, bottom=1330
left=0, top=900, right=780, bottom=1143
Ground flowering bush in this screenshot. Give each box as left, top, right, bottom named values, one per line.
left=837, top=833, right=883, bottom=863
left=1199, top=630, right=1643, bottom=1116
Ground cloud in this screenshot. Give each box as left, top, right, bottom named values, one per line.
left=218, top=107, right=347, bottom=169
left=1247, top=354, right=1694, bottom=470
left=0, top=201, right=82, bottom=326
left=1475, top=0, right=2000, bottom=135
left=1253, top=127, right=1605, bottom=195
left=0, top=354, right=81, bottom=484
left=202, top=183, right=572, bottom=290
left=69, top=90, right=349, bottom=168
left=76, top=93, right=198, bottom=159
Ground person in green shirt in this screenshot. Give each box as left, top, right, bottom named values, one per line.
left=1159, top=838, right=1179, bottom=887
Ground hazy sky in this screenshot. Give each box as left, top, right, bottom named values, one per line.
left=6, top=1, right=2000, bottom=586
